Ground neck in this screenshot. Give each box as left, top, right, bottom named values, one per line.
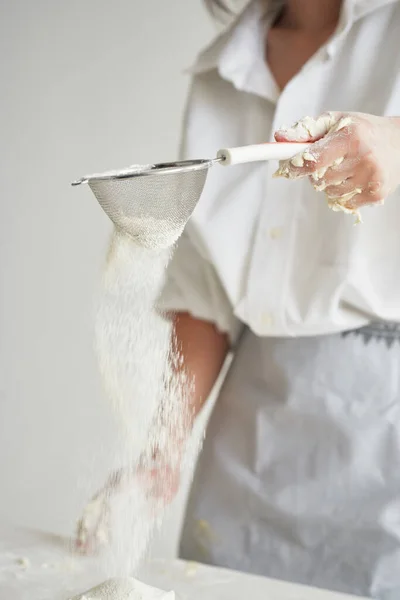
left=277, top=0, right=343, bottom=31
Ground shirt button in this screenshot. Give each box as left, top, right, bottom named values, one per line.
left=269, top=227, right=283, bottom=240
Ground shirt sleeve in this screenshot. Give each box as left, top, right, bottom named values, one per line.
left=157, top=229, right=242, bottom=346
left=157, top=78, right=242, bottom=345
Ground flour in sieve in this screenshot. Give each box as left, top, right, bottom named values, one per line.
left=115, top=216, right=183, bottom=250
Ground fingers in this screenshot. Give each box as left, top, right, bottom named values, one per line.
left=74, top=492, right=111, bottom=555
left=75, top=526, right=98, bottom=555
left=313, top=164, right=364, bottom=194
left=273, top=111, right=392, bottom=221
left=323, top=179, right=357, bottom=197
left=311, top=158, right=357, bottom=186
left=75, top=521, right=88, bottom=553
left=75, top=532, right=96, bottom=555
left=344, top=187, right=385, bottom=209
left=326, top=181, right=385, bottom=219
left=274, top=112, right=341, bottom=142
left=313, top=164, right=382, bottom=206
left=275, top=123, right=355, bottom=180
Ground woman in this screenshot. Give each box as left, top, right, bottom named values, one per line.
left=79, top=1, right=400, bottom=597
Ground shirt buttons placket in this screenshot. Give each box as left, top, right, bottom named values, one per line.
left=247, top=74, right=322, bottom=335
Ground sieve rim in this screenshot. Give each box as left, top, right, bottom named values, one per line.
left=72, top=157, right=223, bottom=186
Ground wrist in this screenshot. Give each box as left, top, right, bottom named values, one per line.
left=143, top=431, right=189, bottom=464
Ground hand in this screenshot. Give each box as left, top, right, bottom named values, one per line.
left=274, top=112, right=400, bottom=222
left=135, top=454, right=181, bottom=504
left=75, top=487, right=111, bottom=555
left=74, top=453, right=181, bottom=555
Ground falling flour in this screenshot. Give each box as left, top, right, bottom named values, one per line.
left=114, top=216, right=186, bottom=250
left=77, top=228, right=194, bottom=584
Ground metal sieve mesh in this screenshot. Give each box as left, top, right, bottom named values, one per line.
left=73, top=160, right=218, bottom=249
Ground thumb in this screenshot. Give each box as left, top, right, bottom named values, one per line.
left=274, top=112, right=341, bottom=143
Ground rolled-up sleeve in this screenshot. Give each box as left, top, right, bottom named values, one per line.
left=157, top=76, right=242, bottom=345
left=157, top=229, right=242, bottom=346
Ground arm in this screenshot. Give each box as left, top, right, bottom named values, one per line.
left=139, top=310, right=229, bottom=503
left=75, top=312, right=228, bottom=554
left=172, top=311, right=229, bottom=427
left=144, top=310, right=229, bottom=468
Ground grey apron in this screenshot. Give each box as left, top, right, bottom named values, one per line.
left=179, top=324, right=400, bottom=599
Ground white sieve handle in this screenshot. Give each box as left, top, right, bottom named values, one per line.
left=216, top=142, right=310, bottom=166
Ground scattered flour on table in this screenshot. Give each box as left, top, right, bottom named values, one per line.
left=15, top=557, right=31, bottom=569
left=184, top=561, right=199, bottom=577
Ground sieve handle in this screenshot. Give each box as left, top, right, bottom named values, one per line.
left=216, top=142, right=310, bottom=166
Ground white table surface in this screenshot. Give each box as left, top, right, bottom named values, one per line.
left=0, top=524, right=370, bottom=600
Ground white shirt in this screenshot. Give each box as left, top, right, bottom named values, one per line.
left=159, top=0, right=400, bottom=340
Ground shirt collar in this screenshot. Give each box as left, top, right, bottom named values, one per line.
left=187, top=0, right=264, bottom=75
left=327, top=0, right=399, bottom=55
left=187, top=1, right=280, bottom=101
left=188, top=0, right=400, bottom=75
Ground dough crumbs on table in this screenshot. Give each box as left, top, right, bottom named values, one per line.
left=16, top=557, right=31, bottom=569
left=195, top=519, right=215, bottom=540
left=185, top=561, right=199, bottom=577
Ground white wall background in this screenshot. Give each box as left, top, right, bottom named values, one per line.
left=0, top=0, right=217, bottom=557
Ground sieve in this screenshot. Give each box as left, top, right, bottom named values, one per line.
left=72, top=142, right=309, bottom=249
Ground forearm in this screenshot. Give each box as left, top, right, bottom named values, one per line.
left=172, top=311, right=230, bottom=425
left=148, top=311, right=229, bottom=457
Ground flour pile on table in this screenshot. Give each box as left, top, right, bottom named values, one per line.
left=84, top=230, right=192, bottom=577
left=69, top=577, right=175, bottom=600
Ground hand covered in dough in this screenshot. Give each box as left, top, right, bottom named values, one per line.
left=274, top=112, right=400, bottom=222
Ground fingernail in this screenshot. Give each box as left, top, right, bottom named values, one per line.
left=290, top=153, right=305, bottom=168
left=303, top=151, right=317, bottom=163
left=273, top=167, right=289, bottom=178
left=311, top=167, right=328, bottom=181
